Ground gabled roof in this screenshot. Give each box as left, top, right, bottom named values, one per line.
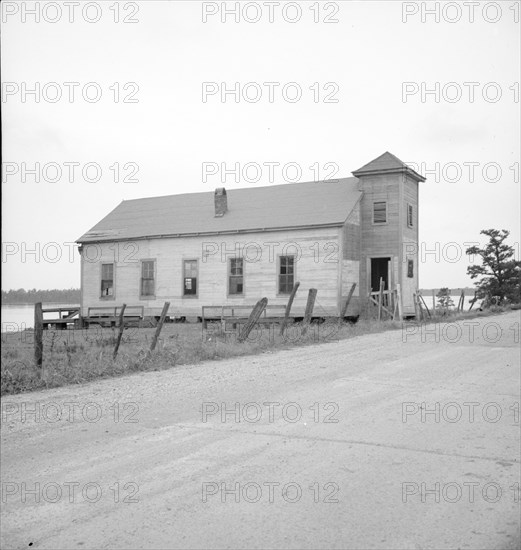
left=77, top=177, right=362, bottom=243
left=352, top=151, right=426, bottom=182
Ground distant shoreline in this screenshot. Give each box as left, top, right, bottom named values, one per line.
left=2, top=302, right=80, bottom=306
left=419, top=287, right=475, bottom=292
left=2, top=289, right=80, bottom=306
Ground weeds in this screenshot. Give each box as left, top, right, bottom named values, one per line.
left=1, top=306, right=513, bottom=396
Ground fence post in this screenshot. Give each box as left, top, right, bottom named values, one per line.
left=238, top=298, right=268, bottom=343
left=469, top=291, right=478, bottom=311
left=419, top=292, right=431, bottom=318
left=34, top=302, right=43, bottom=369
left=417, top=293, right=425, bottom=321
left=302, top=289, right=317, bottom=335
left=149, top=302, right=170, bottom=353
left=113, top=304, right=127, bottom=360
left=280, top=282, right=300, bottom=336
left=459, top=290, right=465, bottom=312
left=339, top=283, right=357, bottom=323
left=396, top=284, right=403, bottom=321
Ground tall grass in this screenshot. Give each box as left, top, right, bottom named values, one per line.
left=1, top=306, right=509, bottom=395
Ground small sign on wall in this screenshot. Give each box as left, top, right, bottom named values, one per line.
left=407, top=260, right=414, bottom=278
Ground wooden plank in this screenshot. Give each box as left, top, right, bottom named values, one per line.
left=280, top=282, right=300, bottom=336
left=459, top=290, right=465, bottom=312
left=113, top=304, right=127, bottom=360
left=416, top=293, right=424, bottom=321
left=369, top=295, right=394, bottom=318
left=87, top=305, right=144, bottom=317
left=419, top=293, right=431, bottom=318
left=34, top=302, right=44, bottom=369
left=339, top=283, right=357, bottom=322
left=302, top=289, right=318, bottom=335
left=149, top=302, right=170, bottom=353
left=469, top=291, right=478, bottom=311
left=42, top=307, right=78, bottom=312
left=396, top=283, right=403, bottom=321
left=238, top=298, right=268, bottom=343
left=63, top=310, right=79, bottom=319
left=378, top=278, right=384, bottom=321
left=43, top=318, right=78, bottom=325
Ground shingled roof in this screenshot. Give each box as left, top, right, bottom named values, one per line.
left=77, top=177, right=363, bottom=243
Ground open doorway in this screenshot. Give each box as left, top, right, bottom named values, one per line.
left=370, top=257, right=391, bottom=292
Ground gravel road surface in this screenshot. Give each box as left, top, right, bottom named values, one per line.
left=1, top=312, right=520, bottom=549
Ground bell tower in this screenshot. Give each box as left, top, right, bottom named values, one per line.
left=352, top=152, right=426, bottom=316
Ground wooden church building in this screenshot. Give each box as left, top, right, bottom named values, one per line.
left=76, top=152, right=426, bottom=320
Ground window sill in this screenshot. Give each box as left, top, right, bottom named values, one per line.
left=182, top=295, right=198, bottom=299
left=140, top=295, right=156, bottom=300
left=100, top=296, right=115, bottom=301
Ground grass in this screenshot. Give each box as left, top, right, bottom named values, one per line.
left=0, top=306, right=511, bottom=396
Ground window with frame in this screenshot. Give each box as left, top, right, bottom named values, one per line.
left=183, top=260, right=198, bottom=296
left=140, top=260, right=155, bottom=297
left=278, top=255, right=295, bottom=294
left=229, top=258, right=244, bottom=295
left=407, top=203, right=413, bottom=228
left=373, top=201, right=387, bottom=224
left=100, top=263, right=114, bottom=297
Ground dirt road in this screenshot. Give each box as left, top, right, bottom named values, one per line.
left=1, top=312, right=520, bottom=549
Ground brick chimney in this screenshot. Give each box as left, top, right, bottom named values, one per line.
left=214, top=187, right=227, bottom=217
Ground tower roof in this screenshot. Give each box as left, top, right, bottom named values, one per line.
left=352, top=151, right=426, bottom=182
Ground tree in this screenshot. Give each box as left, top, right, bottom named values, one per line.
left=1, top=288, right=80, bottom=304
left=466, top=229, right=521, bottom=305
left=436, top=288, right=454, bottom=314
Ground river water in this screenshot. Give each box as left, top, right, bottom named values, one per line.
left=1, top=304, right=80, bottom=330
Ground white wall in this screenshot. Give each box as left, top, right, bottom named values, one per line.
left=80, top=227, right=343, bottom=318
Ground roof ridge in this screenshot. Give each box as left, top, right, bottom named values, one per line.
left=120, top=176, right=357, bottom=203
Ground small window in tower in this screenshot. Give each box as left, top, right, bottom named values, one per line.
left=373, top=201, right=387, bottom=224
left=407, top=203, right=413, bottom=228
left=407, top=260, right=414, bottom=278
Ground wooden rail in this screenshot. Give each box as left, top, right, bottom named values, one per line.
left=41, top=306, right=80, bottom=329
left=86, top=305, right=144, bottom=318
left=83, top=305, right=145, bottom=327
left=202, top=304, right=288, bottom=329
left=368, top=288, right=396, bottom=320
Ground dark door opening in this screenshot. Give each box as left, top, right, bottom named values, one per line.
left=370, top=257, right=390, bottom=292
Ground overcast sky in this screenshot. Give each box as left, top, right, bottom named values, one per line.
left=2, top=0, right=520, bottom=291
